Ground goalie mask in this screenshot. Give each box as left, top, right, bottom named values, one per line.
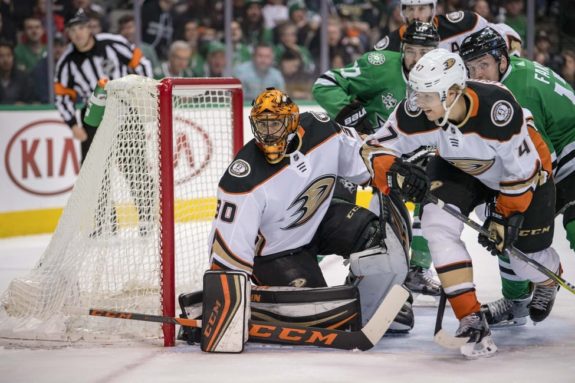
left=407, top=48, right=467, bottom=126
left=250, top=88, right=300, bottom=164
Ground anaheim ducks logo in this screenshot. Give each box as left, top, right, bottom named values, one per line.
left=443, top=58, right=456, bottom=70
left=282, top=175, right=336, bottom=230
left=446, top=158, right=495, bottom=176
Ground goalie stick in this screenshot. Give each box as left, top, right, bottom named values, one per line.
left=90, top=284, right=409, bottom=351
left=425, top=193, right=575, bottom=295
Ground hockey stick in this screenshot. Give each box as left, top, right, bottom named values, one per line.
left=557, top=200, right=575, bottom=217
left=89, top=309, right=201, bottom=327
left=433, top=289, right=469, bottom=349
left=425, top=193, right=575, bottom=294
left=90, top=284, right=409, bottom=351
left=376, top=188, right=388, bottom=247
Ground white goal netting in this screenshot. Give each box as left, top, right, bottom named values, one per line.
left=0, top=75, right=241, bottom=345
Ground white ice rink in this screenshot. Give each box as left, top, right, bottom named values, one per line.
left=1, top=217, right=574, bottom=383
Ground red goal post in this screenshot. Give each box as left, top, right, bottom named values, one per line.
left=158, top=78, right=243, bottom=346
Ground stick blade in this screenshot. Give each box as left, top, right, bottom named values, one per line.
left=434, top=329, right=470, bottom=349
left=361, top=284, right=410, bottom=346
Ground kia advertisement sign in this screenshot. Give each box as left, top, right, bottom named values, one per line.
left=5, top=119, right=80, bottom=196
left=0, top=111, right=81, bottom=211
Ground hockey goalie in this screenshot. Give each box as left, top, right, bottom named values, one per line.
left=178, top=88, right=412, bottom=352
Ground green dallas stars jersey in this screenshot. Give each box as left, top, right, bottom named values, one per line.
left=502, top=56, right=575, bottom=179
left=312, top=50, right=407, bottom=131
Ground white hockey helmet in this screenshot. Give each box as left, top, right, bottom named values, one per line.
left=400, top=0, right=437, bottom=22
left=408, top=48, right=467, bottom=125
left=408, top=48, right=467, bottom=101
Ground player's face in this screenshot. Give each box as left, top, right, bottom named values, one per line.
left=403, top=5, right=433, bottom=23
left=465, top=55, right=499, bottom=81
left=67, top=24, right=93, bottom=51
left=252, top=115, right=287, bottom=143
left=410, top=90, right=444, bottom=120
left=403, top=44, right=435, bottom=71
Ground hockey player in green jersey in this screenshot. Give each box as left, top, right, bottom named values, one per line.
left=313, top=22, right=440, bottom=134
left=312, top=22, right=441, bottom=297
left=459, top=27, right=575, bottom=327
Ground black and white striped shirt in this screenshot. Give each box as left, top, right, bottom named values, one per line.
left=54, top=33, right=153, bottom=127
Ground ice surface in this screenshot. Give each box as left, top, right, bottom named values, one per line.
left=1, top=219, right=574, bottom=383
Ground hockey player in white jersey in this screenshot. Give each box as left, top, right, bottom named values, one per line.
left=362, top=49, right=560, bottom=358
left=206, top=88, right=413, bottom=334
left=374, top=0, right=489, bottom=53
left=374, top=0, right=521, bottom=56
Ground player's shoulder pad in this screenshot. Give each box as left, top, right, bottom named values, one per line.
left=298, top=111, right=342, bottom=144
left=464, top=81, right=524, bottom=141
left=219, top=140, right=288, bottom=194
left=394, top=99, right=438, bottom=134
left=373, top=29, right=401, bottom=52
left=438, top=11, right=481, bottom=37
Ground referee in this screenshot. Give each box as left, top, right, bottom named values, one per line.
left=55, top=9, right=153, bottom=162
left=55, top=9, right=154, bottom=237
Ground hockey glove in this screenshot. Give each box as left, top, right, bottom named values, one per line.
left=478, top=212, right=524, bottom=256
left=335, top=101, right=374, bottom=134
left=387, top=159, right=429, bottom=203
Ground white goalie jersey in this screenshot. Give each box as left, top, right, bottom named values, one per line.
left=208, top=112, right=371, bottom=274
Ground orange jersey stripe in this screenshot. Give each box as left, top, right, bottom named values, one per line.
left=527, top=124, right=552, bottom=174
left=464, top=87, right=480, bottom=118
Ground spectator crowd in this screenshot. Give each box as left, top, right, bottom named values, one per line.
left=0, top=0, right=574, bottom=104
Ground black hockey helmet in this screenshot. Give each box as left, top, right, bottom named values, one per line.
left=65, top=9, right=90, bottom=28
left=402, top=21, right=440, bottom=47
left=459, top=27, right=508, bottom=63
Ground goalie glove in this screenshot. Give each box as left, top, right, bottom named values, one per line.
left=387, top=159, right=429, bottom=203
left=335, top=101, right=374, bottom=134
left=478, top=212, right=524, bottom=256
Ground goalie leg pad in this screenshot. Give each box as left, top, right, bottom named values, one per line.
left=201, top=270, right=250, bottom=353
left=348, top=225, right=409, bottom=325
left=251, top=284, right=362, bottom=330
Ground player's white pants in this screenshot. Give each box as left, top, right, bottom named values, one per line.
left=509, top=247, right=561, bottom=283
left=421, top=202, right=474, bottom=295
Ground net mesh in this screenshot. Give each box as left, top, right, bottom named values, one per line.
left=0, top=76, right=238, bottom=344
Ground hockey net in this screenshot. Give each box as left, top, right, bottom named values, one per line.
left=0, top=75, right=243, bottom=346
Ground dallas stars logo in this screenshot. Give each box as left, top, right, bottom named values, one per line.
left=382, top=93, right=398, bottom=109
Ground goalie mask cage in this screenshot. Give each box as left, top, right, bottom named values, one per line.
left=0, top=76, right=243, bottom=347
